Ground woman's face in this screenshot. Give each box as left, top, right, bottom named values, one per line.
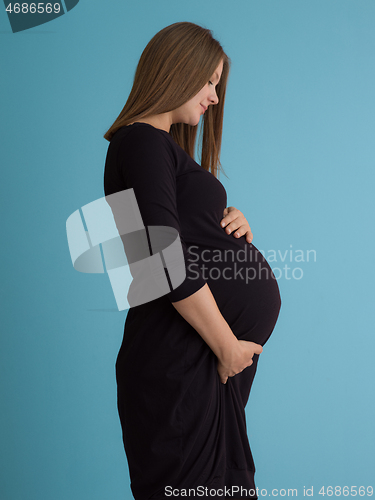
left=172, top=59, right=224, bottom=126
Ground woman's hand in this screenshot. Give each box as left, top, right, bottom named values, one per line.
left=217, top=340, right=263, bottom=384
left=220, top=206, right=253, bottom=244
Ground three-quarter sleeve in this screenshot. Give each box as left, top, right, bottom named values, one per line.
left=115, top=125, right=207, bottom=303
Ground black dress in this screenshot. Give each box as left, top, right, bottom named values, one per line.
left=104, top=122, right=281, bottom=500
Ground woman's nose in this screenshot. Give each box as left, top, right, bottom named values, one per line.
left=210, top=89, right=219, bottom=105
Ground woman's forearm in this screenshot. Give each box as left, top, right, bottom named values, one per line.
left=171, top=283, right=263, bottom=384
left=171, top=283, right=238, bottom=360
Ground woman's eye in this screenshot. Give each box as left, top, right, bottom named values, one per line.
left=208, top=80, right=213, bottom=86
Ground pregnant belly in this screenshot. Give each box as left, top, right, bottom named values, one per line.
left=188, top=241, right=281, bottom=346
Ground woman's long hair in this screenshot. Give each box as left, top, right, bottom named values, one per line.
left=103, top=22, right=231, bottom=178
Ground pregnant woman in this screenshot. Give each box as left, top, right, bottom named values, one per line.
left=103, top=22, right=281, bottom=500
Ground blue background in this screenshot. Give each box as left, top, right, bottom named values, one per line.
left=1, top=1, right=374, bottom=499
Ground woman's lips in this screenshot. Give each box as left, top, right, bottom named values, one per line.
left=200, top=104, right=207, bottom=113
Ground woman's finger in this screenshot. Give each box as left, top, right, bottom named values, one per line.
left=223, top=220, right=243, bottom=233
left=220, top=207, right=241, bottom=227
left=245, top=231, right=253, bottom=243
left=225, top=223, right=252, bottom=237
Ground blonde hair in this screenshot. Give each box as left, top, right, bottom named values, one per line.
left=104, top=22, right=231, bottom=178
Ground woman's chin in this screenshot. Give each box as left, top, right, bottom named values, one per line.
left=180, top=116, right=201, bottom=127
left=194, top=115, right=202, bottom=126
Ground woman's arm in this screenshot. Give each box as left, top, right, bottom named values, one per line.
left=172, top=283, right=263, bottom=384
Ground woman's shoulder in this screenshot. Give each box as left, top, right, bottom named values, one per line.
left=111, top=122, right=176, bottom=152
left=109, top=122, right=179, bottom=176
